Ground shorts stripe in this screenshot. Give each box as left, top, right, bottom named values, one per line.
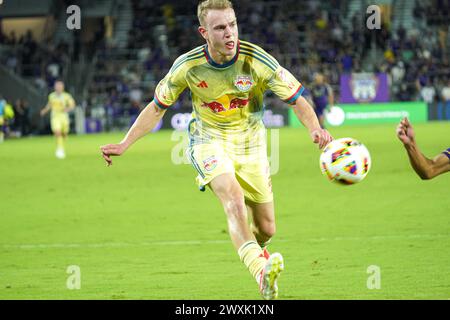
left=188, top=149, right=205, bottom=179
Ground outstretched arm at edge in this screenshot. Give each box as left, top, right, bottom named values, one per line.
left=396, top=117, right=450, bottom=179
left=403, top=143, right=450, bottom=180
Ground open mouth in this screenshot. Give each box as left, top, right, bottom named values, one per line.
left=225, top=41, right=235, bottom=50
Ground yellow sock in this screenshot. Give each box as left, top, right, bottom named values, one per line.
left=57, top=136, right=64, bottom=150
left=238, top=241, right=267, bottom=283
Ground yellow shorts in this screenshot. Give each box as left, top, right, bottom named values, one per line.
left=0, top=116, right=3, bottom=126
left=51, top=114, right=70, bottom=134
left=187, top=141, right=273, bottom=203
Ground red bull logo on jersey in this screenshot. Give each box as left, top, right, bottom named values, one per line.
left=234, top=75, right=253, bottom=92
left=201, top=101, right=226, bottom=113
left=201, top=97, right=249, bottom=113
left=229, top=98, right=249, bottom=110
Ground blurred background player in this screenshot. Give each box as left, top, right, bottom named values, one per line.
left=100, top=0, right=332, bottom=300
left=396, top=117, right=450, bottom=179
left=40, top=80, right=75, bottom=159
left=0, top=95, right=15, bottom=143
left=310, top=73, right=334, bottom=128
left=0, top=96, right=5, bottom=143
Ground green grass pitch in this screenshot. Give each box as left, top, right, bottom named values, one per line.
left=0, top=122, right=449, bottom=299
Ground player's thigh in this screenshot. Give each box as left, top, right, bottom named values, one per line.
left=50, top=117, right=62, bottom=135
left=209, top=172, right=246, bottom=205
left=188, top=143, right=235, bottom=191
left=235, top=158, right=273, bottom=204
left=61, top=117, right=70, bottom=135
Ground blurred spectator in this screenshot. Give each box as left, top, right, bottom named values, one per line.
left=13, top=99, right=31, bottom=137
left=129, top=84, right=143, bottom=106
left=34, top=76, right=48, bottom=91
left=340, top=50, right=353, bottom=73
left=391, top=61, right=405, bottom=85
left=441, top=79, right=450, bottom=103
left=420, top=79, right=436, bottom=104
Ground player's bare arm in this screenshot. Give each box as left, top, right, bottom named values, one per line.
left=425, top=153, right=450, bottom=179
left=40, top=103, right=50, bottom=116
left=402, top=143, right=450, bottom=180
left=292, top=95, right=333, bottom=149
left=396, top=117, right=450, bottom=179
left=100, top=100, right=166, bottom=166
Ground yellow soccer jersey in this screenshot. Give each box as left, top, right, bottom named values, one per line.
left=154, top=40, right=304, bottom=140
left=48, top=92, right=75, bottom=117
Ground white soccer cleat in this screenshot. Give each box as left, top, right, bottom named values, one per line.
left=55, top=148, right=66, bottom=159
left=259, top=252, right=284, bottom=300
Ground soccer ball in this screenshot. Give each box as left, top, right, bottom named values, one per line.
left=320, top=137, right=371, bottom=185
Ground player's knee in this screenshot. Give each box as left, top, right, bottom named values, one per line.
left=263, top=223, right=276, bottom=239
left=257, top=221, right=276, bottom=239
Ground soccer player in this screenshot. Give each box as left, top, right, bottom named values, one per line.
left=100, top=0, right=333, bottom=300
left=310, top=72, right=334, bottom=128
left=0, top=96, right=5, bottom=143
left=396, top=117, right=450, bottom=179
left=40, top=80, right=76, bottom=159
left=0, top=95, right=14, bottom=143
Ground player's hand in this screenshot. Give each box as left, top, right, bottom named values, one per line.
left=100, top=143, right=127, bottom=166
left=396, top=117, right=415, bottom=146
left=310, top=128, right=333, bottom=149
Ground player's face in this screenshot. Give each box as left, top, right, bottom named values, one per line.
left=199, top=8, right=238, bottom=62
left=54, top=81, right=64, bottom=93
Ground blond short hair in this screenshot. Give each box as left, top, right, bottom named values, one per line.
left=197, top=0, right=234, bottom=26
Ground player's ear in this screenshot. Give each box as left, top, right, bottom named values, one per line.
left=198, top=26, right=208, bottom=40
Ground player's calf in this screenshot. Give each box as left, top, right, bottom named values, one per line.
left=251, top=222, right=275, bottom=256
